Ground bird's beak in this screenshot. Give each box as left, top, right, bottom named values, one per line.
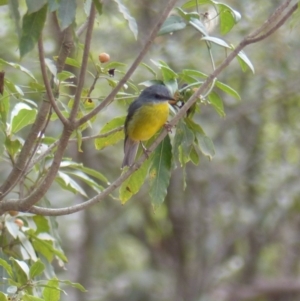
left=168, top=97, right=177, bottom=105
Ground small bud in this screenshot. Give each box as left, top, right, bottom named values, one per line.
left=98, top=52, right=110, bottom=63
left=14, top=218, right=24, bottom=228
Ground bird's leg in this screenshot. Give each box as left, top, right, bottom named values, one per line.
left=140, top=142, right=150, bottom=158
left=164, top=122, right=173, bottom=133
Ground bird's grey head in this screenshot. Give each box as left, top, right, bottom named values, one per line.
left=140, top=85, right=174, bottom=102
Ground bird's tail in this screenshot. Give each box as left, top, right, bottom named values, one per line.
left=122, top=138, right=139, bottom=168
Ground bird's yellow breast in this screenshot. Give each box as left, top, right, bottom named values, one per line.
left=127, top=102, right=169, bottom=141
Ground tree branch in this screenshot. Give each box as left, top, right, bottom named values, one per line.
left=38, top=37, right=69, bottom=126
left=69, top=3, right=96, bottom=121
left=76, top=0, right=178, bottom=127
left=0, top=100, right=51, bottom=200
left=0, top=0, right=296, bottom=215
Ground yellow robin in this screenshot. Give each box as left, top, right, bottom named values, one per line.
left=122, top=84, right=175, bottom=167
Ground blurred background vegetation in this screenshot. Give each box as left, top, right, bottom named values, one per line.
left=1, top=0, right=300, bottom=300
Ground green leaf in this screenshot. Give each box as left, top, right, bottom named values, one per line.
left=198, top=134, right=215, bottom=160
left=113, top=0, right=138, bottom=39
left=181, top=0, right=212, bottom=9
left=201, top=36, right=230, bottom=48
left=31, top=234, right=67, bottom=262
left=0, top=258, right=13, bottom=277
left=189, top=17, right=208, bottom=36
left=4, top=79, right=24, bottom=98
left=11, top=103, right=37, bottom=134
left=218, top=3, right=241, bottom=35
left=0, top=0, right=8, bottom=5
left=95, top=116, right=125, bottom=150
left=23, top=294, right=44, bottom=301
left=10, top=258, right=30, bottom=283
left=0, top=291, right=7, bottom=301
left=64, top=170, right=102, bottom=193
left=8, top=0, right=21, bottom=38
left=0, top=293, right=6, bottom=301
left=48, top=0, right=59, bottom=12
left=19, top=4, right=47, bottom=57
left=208, top=91, right=225, bottom=117
left=54, top=56, right=80, bottom=68
left=92, top=0, right=102, bottom=15
left=33, top=215, right=50, bottom=233
left=58, top=280, right=87, bottom=292
left=57, top=0, right=76, bottom=30
left=237, top=50, right=255, bottom=73
left=149, top=135, right=172, bottom=207
left=60, top=161, right=108, bottom=184
left=56, top=70, right=75, bottom=82
left=151, top=60, right=178, bottom=83
left=26, top=0, right=47, bottom=14
left=18, top=231, right=38, bottom=261
left=0, top=95, right=10, bottom=125
left=0, top=58, right=37, bottom=81
left=189, top=144, right=199, bottom=165
left=56, top=171, right=87, bottom=197
left=173, top=119, right=195, bottom=165
left=158, top=15, right=186, bottom=36
left=140, top=63, right=157, bottom=77
left=119, top=159, right=151, bottom=203
left=43, top=278, right=60, bottom=301
left=29, top=259, right=45, bottom=279
left=215, top=81, right=241, bottom=100
left=5, top=137, right=22, bottom=159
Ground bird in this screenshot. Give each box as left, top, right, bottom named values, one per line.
left=122, top=84, right=175, bottom=168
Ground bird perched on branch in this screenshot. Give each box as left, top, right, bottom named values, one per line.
left=122, top=84, right=175, bottom=168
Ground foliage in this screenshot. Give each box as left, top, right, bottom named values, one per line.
left=0, top=0, right=298, bottom=299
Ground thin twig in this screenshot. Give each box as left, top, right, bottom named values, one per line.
left=38, top=37, right=69, bottom=126
left=69, top=3, right=96, bottom=121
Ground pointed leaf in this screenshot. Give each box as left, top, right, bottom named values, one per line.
left=218, top=3, right=241, bottom=35
left=43, top=278, right=60, bottom=301
left=23, top=295, right=44, bottom=301
left=92, top=0, right=102, bottom=15
left=29, top=259, right=45, bottom=278
left=10, top=258, right=30, bottom=282
left=189, top=17, right=208, bottom=36
left=0, top=258, right=13, bottom=278
left=0, top=292, right=7, bottom=301
left=18, top=231, right=38, bottom=261
left=0, top=59, right=37, bottom=81
left=119, top=159, right=150, bottom=203
left=158, top=15, right=186, bottom=35
left=58, top=280, right=87, bottom=292
left=57, top=0, right=76, bottom=30
left=95, top=116, right=125, bottom=150
left=198, top=134, right=215, bottom=160
left=215, top=81, right=241, bottom=100
left=201, top=36, right=230, bottom=48
left=26, top=0, right=47, bottom=14
left=149, top=135, right=172, bottom=207
left=19, top=4, right=47, bottom=57
left=11, top=104, right=37, bottom=134
left=5, top=137, right=22, bottom=158
left=56, top=171, right=87, bottom=197
left=237, top=50, right=255, bottom=73
left=113, top=0, right=138, bottom=39
left=208, top=91, right=225, bottom=117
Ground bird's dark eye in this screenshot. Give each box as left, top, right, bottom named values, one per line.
left=154, top=93, right=160, bottom=99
